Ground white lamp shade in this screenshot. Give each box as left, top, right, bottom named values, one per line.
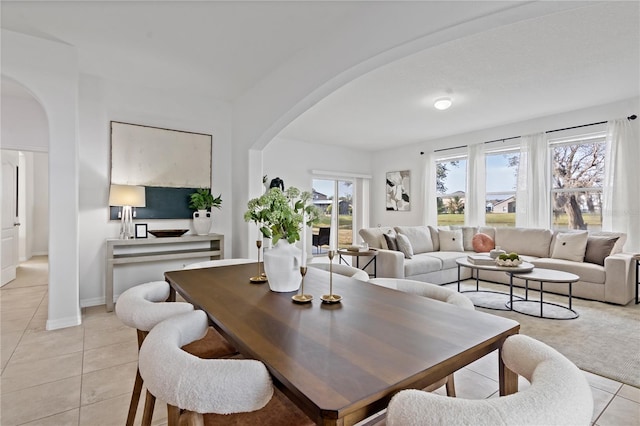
left=109, top=184, right=146, bottom=207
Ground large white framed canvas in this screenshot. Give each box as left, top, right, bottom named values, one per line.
left=386, top=170, right=410, bottom=211
left=110, top=121, right=211, bottom=188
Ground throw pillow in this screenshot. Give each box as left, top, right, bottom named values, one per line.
left=584, top=236, right=619, bottom=266
left=472, top=233, right=495, bottom=253
left=551, top=232, right=589, bottom=262
left=394, top=226, right=433, bottom=254
left=383, top=233, right=398, bottom=252
left=395, top=233, right=413, bottom=259
left=451, top=226, right=478, bottom=251
left=439, top=229, right=464, bottom=252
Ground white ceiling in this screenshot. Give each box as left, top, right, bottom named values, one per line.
left=280, top=1, right=640, bottom=150
left=2, top=1, right=638, bottom=151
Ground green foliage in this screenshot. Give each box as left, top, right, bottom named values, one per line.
left=189, top=188, right=222, bottom=211
left=244, top=187, right=320, bottom=245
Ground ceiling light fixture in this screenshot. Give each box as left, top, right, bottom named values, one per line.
left=434, top=97, right=452, bottom=110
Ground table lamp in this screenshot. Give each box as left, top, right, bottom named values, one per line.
left=109, top=184, right=146, bottom=239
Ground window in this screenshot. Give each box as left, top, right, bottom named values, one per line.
left=485, top=151, right=519, bottom=227
left=312, top=179, right=353, bottom=253
left=550, top=133, right=605, bottom=231
left=436, top=158, right=466, bottom=226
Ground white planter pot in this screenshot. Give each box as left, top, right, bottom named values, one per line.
left=193, top=210, right=211, bottom=235
left=263, top=240, right=301, bottom=292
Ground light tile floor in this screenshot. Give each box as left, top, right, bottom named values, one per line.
left=1, top=257, right=639, bottom=425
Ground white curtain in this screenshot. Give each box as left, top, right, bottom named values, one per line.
left=423, top=152, right=438, bottom=225
left=603, top=119, right=640, bottom=252
left=516, top=132, right=550, bottom=229
left=465, top=144, right=486, bottom=226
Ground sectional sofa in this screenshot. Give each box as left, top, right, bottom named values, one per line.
left=359, top=225, right=635, bottom=305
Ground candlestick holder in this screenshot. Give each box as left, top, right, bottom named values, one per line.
left=321, top=250, right=342, bottom=303
left=250, top=239, right=268, bottom=283
left=292, top=266, right=313, bottom=303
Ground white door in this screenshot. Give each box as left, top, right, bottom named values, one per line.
left=2, top=150, right=20, bottom=286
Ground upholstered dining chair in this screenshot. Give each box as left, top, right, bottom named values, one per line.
left=115, top=281, right=237, bottom=426
left=386, top=334, right=593, bottom=426
left=138, top=309, right=315, bottom=426
left=368, top=278, right=474, bottom=396
left=308, top=262, right=370, bottom=281
left=182, top=258, right=253, bottom=270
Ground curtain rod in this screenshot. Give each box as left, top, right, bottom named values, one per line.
left=426, top=114, right=637, bottom=154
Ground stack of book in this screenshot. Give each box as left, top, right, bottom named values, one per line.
left=467, top=254, right=496, bottom=265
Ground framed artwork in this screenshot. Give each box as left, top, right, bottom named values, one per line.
left=135, top=223, right=148, bottom=239
left=109, top=121, right=212, bottom=220
left=386, top=170, right=411, bottom=211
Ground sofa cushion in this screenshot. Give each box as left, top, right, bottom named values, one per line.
left=478, top=226, right=495, bottom=240
left=451, top=226, right=478, bottom=251
left=423, top=251, right=468, bottom=270
left=396, top=233, right=414, bottom=259
left=494, top=227, right=553, bottom=258
left=532, top=258, right=605, bottom=284
left=404, top=255, right=443, bottom=276
left=439, top=230, right=464, bottom=252
left=589, top=231, right=626, bottom=254
left=472, top=233, right=495, bottom=253
left=359, top=227, right=395, bottom=249
left=551, top=231, right=588, bottom=262
left=395, top=226, right=434, bottom=254
left=584, top=236, right=619, bottom=266
left=383, top=233, right=398, bottom=252
left=428, top=226, right=449, bottom=252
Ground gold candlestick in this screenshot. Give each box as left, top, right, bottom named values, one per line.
left=321, top=250, right=342, bottom=303
left=292, top=266, right=313, bottom=303
left=250, top=239, right=268, bottom=283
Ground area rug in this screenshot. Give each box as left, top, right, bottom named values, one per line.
left=446, top=281, right=640, bottom=388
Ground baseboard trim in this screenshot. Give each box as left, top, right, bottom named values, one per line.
left=46, top=312, right=82, bottom=330
left=80, top=297, right=107, bottom=308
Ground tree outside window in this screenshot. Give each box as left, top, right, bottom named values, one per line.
left=551, top=135, right=605, bottom=231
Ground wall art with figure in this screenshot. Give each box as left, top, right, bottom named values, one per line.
left=386, top=170, right=410, bottom=211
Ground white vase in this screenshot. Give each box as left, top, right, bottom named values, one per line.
left=193, top=210, right=211, bottom=235
left=263, top=239, right=301, bottom=292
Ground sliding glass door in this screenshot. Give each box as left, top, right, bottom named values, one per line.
left=312, top=179, right=353, bottom=254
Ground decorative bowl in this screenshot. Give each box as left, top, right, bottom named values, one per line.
left=148, top=229, right=189, bottom=238
left=495, top=258, right=523, bottom=267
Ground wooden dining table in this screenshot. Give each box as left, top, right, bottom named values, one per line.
left=165, top=263, right=520, bottom=426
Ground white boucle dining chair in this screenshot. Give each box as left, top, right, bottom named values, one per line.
left=138, top=310, right=315, bottom=426
left=368, top=278, right=475, bottom=396
left=387, top=334, right=593, bottom=426
left=115, top=281, right=236, bottom=426
left=308, top=262, right=370, bottom=281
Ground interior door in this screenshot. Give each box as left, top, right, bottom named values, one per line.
left=2, top=150, right=20, bottom=286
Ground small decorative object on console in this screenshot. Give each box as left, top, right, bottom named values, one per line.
left=147, top=229, right=188, bottom=238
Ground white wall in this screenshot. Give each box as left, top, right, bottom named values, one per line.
left=370, top=97, right=640, bottom=230
left=31, top=152, right=49, bottom=255
left=77, top=74, right=234, bottom=307
left=263, top=138, right=372, bottom=192
left=1, top=92, right=49, bottom=152
left=2, top=29, right=80, bottom=330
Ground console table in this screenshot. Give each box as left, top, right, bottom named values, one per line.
left=105, top=234, right=224, bottom=312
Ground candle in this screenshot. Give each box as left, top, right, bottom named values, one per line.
left=329, top=203, right=337, bottom=251
left=301, top=209, right=307, bottom=267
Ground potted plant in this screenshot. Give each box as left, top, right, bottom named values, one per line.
left=189, top=188, right=222, bottom=211
left=244, top=187, right=319, bottom=292
left=189, top=189, right=222, bottom=235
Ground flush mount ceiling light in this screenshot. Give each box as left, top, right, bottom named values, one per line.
left=434, top=97, right=452, bottom=110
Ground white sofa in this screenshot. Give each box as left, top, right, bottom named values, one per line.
left=359, top=225, right=635, bottom=305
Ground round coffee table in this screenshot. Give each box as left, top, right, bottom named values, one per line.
left=506, top=268, right=579, bottom=320
left=456, top=258, right=535, bottom=311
